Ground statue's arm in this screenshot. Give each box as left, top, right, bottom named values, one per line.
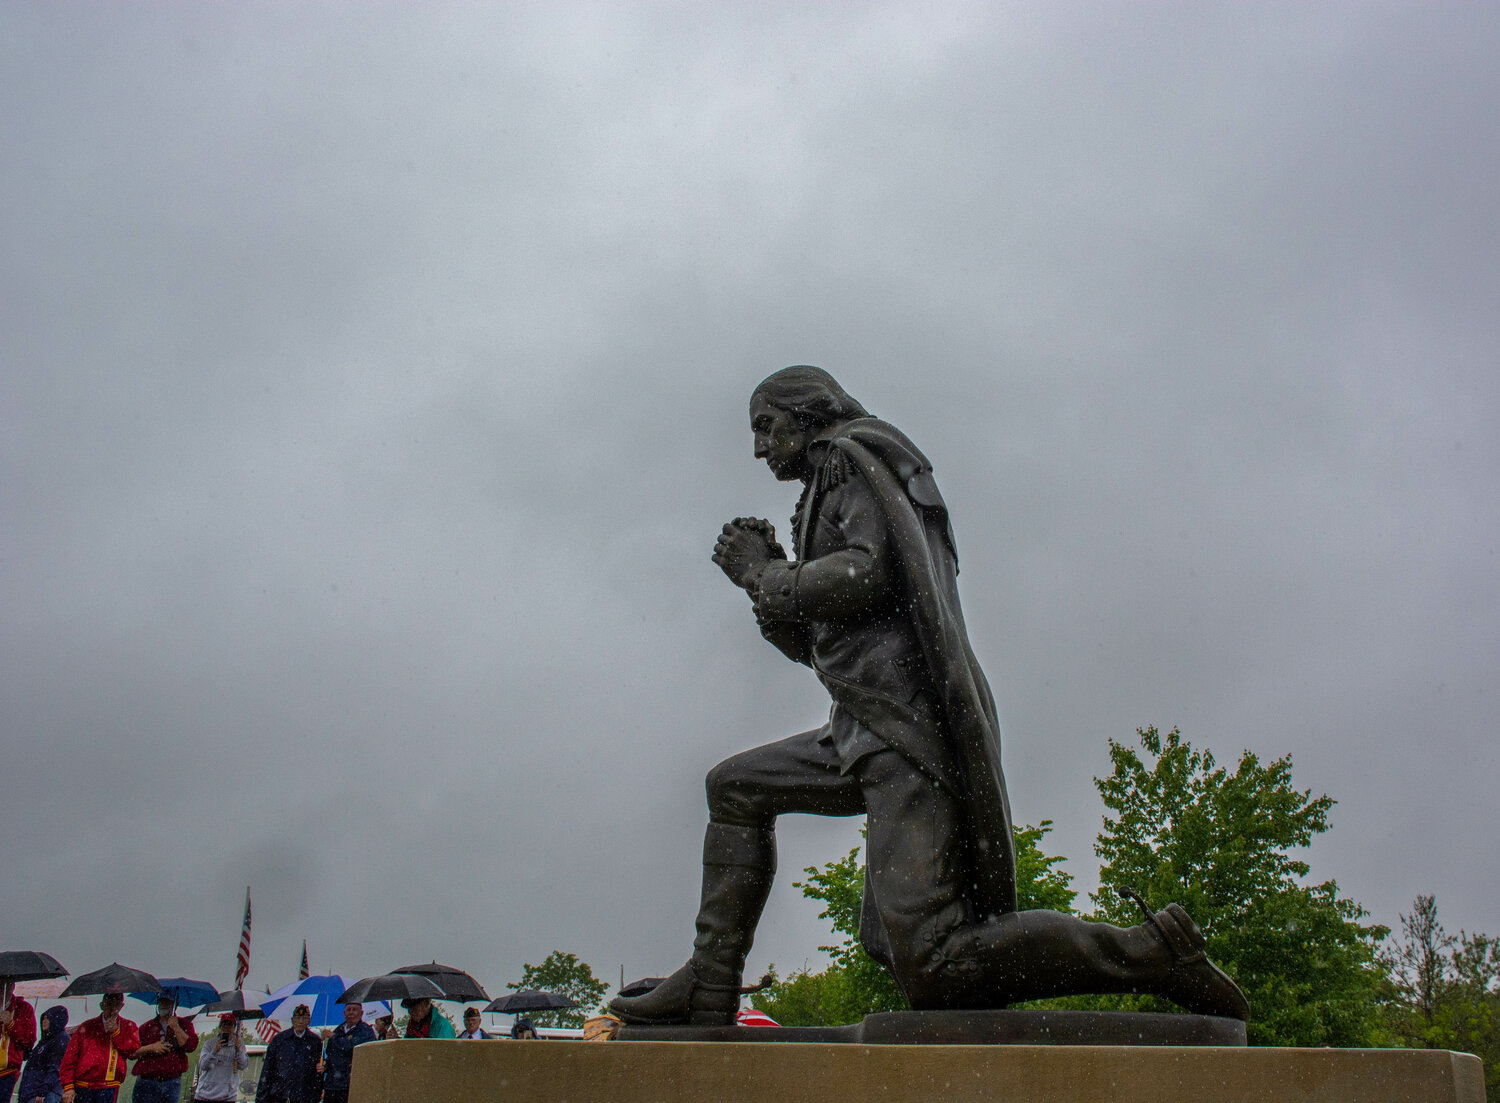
left=753, top=474, right=892, bottom=623
left=711, top=517, right=812, bottom=664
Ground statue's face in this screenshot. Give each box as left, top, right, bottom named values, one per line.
left=750, top=393, right=812, bottom=481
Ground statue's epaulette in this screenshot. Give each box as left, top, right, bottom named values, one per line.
left=817, top=446, right=853, bottom=492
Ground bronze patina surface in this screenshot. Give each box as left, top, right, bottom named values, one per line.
left=610, top=367, right=1248, bottom=1034
left=619, top=1008, right=1247, bottom=1046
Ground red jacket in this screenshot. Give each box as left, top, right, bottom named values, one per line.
left=60, top=1015, right=141, bottom=1091
left=132, top=1014, right=199, bottom=1079
left=0, top=996, right=37, bottom=1078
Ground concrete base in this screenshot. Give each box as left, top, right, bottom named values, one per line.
left=350, top=1039, right=1485, bottom=1103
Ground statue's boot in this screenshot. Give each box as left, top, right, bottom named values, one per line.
left=918, top=897, right=1248, bottom=1021
left=609, top=823, right=775, bottom=1026
left=1132, top=897, right=1250, bottom=1021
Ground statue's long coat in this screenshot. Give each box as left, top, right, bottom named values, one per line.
left=800, top=418, right=1018, bottom=925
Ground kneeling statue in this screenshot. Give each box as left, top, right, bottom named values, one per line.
left=611, top=366, right=1248, bottom=1027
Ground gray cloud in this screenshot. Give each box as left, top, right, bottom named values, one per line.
left=3, top=2, right=1496, bottom=994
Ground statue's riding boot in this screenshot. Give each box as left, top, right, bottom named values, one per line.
left=918, top=893, right=1248, bottom=1021
left=1124, top=892, right=1250, bottom=1021
left=609, top=823, right=776, bottom=1026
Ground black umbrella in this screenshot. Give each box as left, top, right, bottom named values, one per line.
left=391, top=963, right=488, bottom=1003
left=337, top=974, right=444, bottom=1005
left=0, top=951, right=68, bottom=984
left=60, top=963, right=161, bottom=997
left=202, top=990, right=266, bottom=1020
left=618, top=977, right=665, bottom=999
left=484, top=990, right=578, bottom=1015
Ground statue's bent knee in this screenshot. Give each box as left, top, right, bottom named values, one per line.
left=705, top=756, right=768, bottom=826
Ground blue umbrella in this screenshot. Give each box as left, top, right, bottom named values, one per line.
left=129, top=976, right=220, bottom=1009
left=258, top=975, right=388, bottom=1028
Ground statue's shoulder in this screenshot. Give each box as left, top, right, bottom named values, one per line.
left=836, top=418, right=931, bottom=471
left=832, top=419, right=942, bottom=509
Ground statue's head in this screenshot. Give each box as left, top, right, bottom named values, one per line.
left=751, top=366, right=869, bottom=428
left=749, top=366, right=869, bottom=481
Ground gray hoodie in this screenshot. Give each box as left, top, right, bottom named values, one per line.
left=191, top=1028, right=247, bottom=1102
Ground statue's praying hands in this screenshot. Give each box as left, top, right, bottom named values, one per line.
left=712, top=516, right=786, bottom=590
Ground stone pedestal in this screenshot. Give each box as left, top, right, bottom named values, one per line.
left=350, top=1039, right=1484, bottom=1103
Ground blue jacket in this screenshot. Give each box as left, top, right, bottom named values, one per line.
left=18, top=1006, right=70, bottom=1099
left=255, top=1028, right=323, bottom=1103
left=320, top=1020, right=375, bottom=1092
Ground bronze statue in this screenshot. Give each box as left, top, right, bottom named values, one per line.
left=610, top=367, right=1248, bottom=1026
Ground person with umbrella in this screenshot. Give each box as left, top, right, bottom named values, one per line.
left=187, top=1015, right=245, bottom=1103
left=127, top=995, right=198, bottom=1103
left=398, top=999, right=453, bottom=1040
left=0, top=981, right=39, bottom=1103
left=253, top=1005, right=319, bottom=1103
left=316, top=1003, right=373, bottom=1103
left=59, top=994, right=141, bottom=1103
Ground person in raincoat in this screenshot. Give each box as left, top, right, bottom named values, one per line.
left=17, top=1006, right=67, bottom=1103
left=318, top=1003, right=374, bottom=1103
left=253, top=1006, right=320, bottom=1103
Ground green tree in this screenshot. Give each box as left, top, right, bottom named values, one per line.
left=790, top=842, right=909, bottom=1023
left=753, top=822, right=1074, bottom=1025
left=507, top=950, right=609, bottom=1027
left=1379, top=895, right=1499, bottom=1098
left=1014, top=819, right=1076, bottom=913
left=1089, top=726, right=1386, bottom=1046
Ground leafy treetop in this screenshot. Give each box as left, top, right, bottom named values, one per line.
left=506, top=950, right=609, bottom=1028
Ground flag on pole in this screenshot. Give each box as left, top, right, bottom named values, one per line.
left=299, top=941, right=309, bottom=980
left=255, top=1018, right=282, bottom=1043
left=234, top=888, right=252, bottom=990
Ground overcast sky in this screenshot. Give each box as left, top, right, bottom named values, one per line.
left=3, top=2, right=1497, bottom=1002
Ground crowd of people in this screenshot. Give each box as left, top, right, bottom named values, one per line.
left=0, top=981, right=545, bottom=1103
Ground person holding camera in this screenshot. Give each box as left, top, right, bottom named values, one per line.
left=187, top=1017, right=244, bottom=1103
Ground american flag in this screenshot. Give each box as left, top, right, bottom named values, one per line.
left=255, top=1018, right=282, bottom=1043
left=298, top=941, right=309, bottom=980
left=235, top=887, right=252, bottom=990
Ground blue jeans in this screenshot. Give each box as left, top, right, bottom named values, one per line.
left=130, top=1079, right=181, bottom=1103
left=75, top=1090, right=120, bottom=1103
